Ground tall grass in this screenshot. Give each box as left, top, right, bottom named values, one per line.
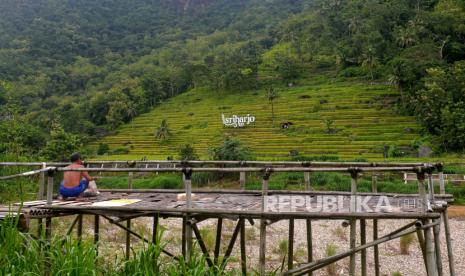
left=0, top=215, right=238, bottom=275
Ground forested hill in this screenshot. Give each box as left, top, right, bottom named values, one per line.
left=1, top=0, right=465, bottom=161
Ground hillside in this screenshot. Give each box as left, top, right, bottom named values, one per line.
left=98, top=77, right=420, bottom=161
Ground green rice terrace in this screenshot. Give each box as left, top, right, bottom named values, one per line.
left=98, top=78, right=424, bottom=161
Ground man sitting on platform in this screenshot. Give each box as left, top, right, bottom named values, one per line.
left=59, top=152, right=99, bottom=199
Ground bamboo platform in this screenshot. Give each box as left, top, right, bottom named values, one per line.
left=0, top=161, right=457, bottom=276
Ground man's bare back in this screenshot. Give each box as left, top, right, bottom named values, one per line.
left=63, top=163, right=92, bottom=188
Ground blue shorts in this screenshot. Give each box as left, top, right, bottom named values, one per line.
left=60, top=179, right=88, bottom=198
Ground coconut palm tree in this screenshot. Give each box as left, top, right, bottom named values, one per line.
left=155, top=119, right=171, bottom=140
left=266, top=87, right=279, bottom=124
left=361, top=48, right=379, bottom=81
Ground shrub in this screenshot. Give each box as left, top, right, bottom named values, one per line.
left=209, top=138, right=254, bottom=161
left=97, top=143, right=110, bottom=155
left=325, top=243, right=338, bottom=276
left=400, top=233, right=416, bottom=255
left=178, top=144, right=199, bottom=160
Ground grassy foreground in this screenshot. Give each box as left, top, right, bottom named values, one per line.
left=0, top=216, right=235, bottom=276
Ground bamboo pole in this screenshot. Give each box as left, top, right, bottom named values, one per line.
left=306, top=219, right=313, bottom=276
left=38, top=162, right=46, bottom=199
left=94, top=215, right=99, bottom=256
left=417, top=227, right=428, bottom=270
left=360, top=219, right=367, bottom=276
left=45, top=204, right=441, bottom=220
left=77, top=214, right=83, bottom=241
left=416, top=171, right=429, bottom=212
left=152, top=216, right=159, bottom=244
left=192, top=223, right=214, bottom=267
left=0, top=160, right=432, bottom=167
left=285, top=221, right=437, bottom=275
left=288, top=219, right=295, bottom=270
left=46, top=174, right=54, bottom=206
left=240, top=171, right=246, bottom=190
left=126, top=171, right=133, bottom=260
left=183, top=169, right=193, bottom=260
left=433, top=218, right=443, bottom=276
left=371, top=173, right=378, bottom=193
left=424, top=219, right=438, bottom=276
left=221, top=219, right=242, bottom=267
left=259, top=170, right=270, bottom=275
left=373, top=219, right=380, bottom=276
left=304, top=172, right=310, bottom=190
left=438, top=172, right=445, bottom=194
left=53, top=166, right=430, bottom=173
left=214, top=218, right=223, bottom=265
left=349, top=170, right=359, bottom=276
left=442, top=209, right=456, bottom=276
left=240, top=218, right=247, bottom=275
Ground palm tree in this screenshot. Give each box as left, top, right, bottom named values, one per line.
left=361, top=49, right=379, bottom=81
left=155, top=119, right=171, bottom=140
left=266, top=87, right=279, bottom=124
left=127, top=104, right=138, bottom=129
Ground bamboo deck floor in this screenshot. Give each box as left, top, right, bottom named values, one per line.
left=3, top=190, right=452, bottom=220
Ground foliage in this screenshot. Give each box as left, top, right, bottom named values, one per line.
left=178, top=144, right=199, bottom=160
left=266, top=86, right=279, bottom=124
left=400, top=233, right=416, bottom=255
left=209, top=138, right=254, bottom=161
left=40, top=120, right=83, bottom=161
left=155, top=119, right=171, bottom=141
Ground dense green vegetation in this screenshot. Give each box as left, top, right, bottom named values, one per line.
left=0, top=0, right=464, bottom=161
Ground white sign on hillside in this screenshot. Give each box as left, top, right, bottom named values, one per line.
left=222, top=113, right=256, bottom=128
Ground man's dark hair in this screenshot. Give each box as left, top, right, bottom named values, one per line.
left=70, top=152, right=81, bottom=163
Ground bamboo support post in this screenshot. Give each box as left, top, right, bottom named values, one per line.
left=182, top=217, right=186, bottom=258
left=417, top=227, right=428, bottom=270
left=349, top=169, right=359, bottom=276
left=433, top=218, right=443, bottom=276
left=442, top=208, right=456, bottom=276
left=240, top=171, right=246, bottom=190
left=222, top=219, right=242, bottom=267
left=306, top=219, right=313, bottom=276
left=416, top=170, right=429, bottom=212
left=126, top=171, right=134, bottom=260
left=214, top=218, right=223, bottom=265
left=77, top=214, right=83, bottom=241
left=192, top=223, right=214, bottom=267
left=424, top=219, right=438, bottom=276
left=373, top=219, right=380, bottom=276
left=240, top=218, right=247, bottom=275
left=152, top=216, right=159, bottom=244
left=285, top=220, right=435, bottom=275
left=259, top=169, right=271, bottom=276
left=360, top=219, right=367, bottom=276
left=38, top=162, right=46, bottom=199
left=304, top=171, right=310, bottom=190
left=46, top=172, right=54, bottom=206
left=371, top=173, right=378, bottom=193
left=183, top=169, right=193, bottom=260
left=94, top=215, right=99, bottom=256
left=437, top=164, right=445, bottom=194
left=288, top=219, right=295, bottom=270
left=428, top=173, right=435, bottom=202
left=44, top=217, right=52, bottom=276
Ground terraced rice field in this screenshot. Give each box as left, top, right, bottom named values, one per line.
left=97, top=80, right=421, bottom=160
